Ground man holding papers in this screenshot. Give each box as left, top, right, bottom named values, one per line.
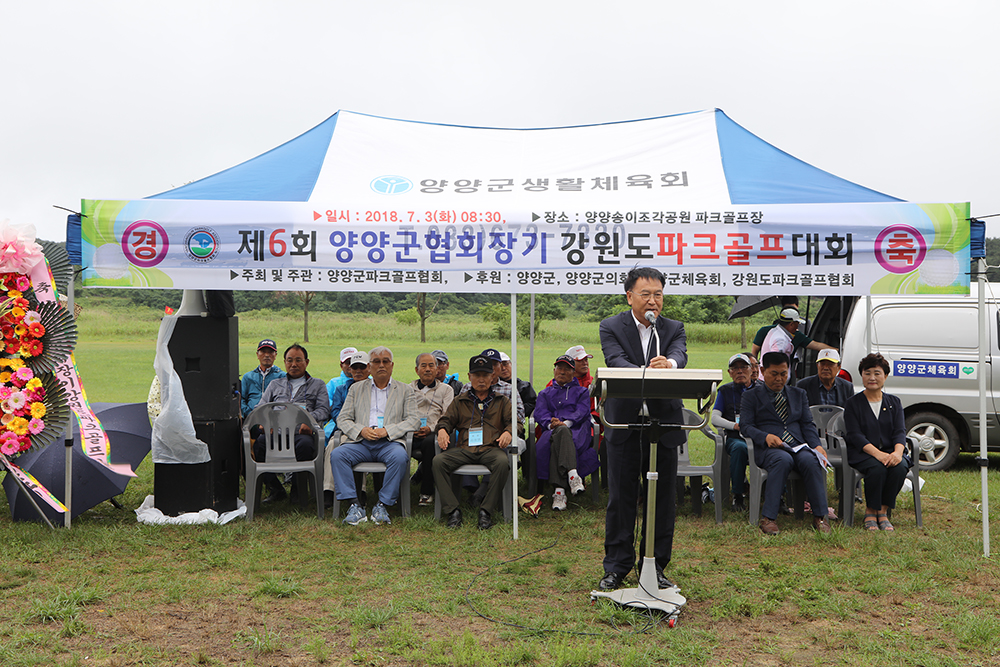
left=740, top=351, right=832, bottom=535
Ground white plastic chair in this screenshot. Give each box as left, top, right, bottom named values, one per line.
left=243, top=402, right=324, bottom=521
left=677, top=408, right=729, bottom=524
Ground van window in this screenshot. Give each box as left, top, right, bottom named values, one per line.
left=873, top=306, right=978, bottom=349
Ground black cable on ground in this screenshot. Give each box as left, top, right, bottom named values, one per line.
left=463, top=536, right=665, bottom=636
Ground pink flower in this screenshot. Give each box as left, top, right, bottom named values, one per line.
left=22, top=310, right=41, bottom=326
left=27, top=418, right=43, bottom=434
left=0, top=221, right=44, bottom=275
left=15, top=275, right=29, bottom=291
left=0, top=440, right=17, bottom=455
left=14, top=367, right=33, bottom=383
left=7, top=391, right=26, bottom=411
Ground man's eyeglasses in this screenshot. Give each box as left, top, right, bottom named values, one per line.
left=371, top=358, right=392, bottom=365
left=629, top=291, right=663, bottom=302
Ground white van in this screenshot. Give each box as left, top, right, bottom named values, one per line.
left=809, top=285, right=999, bottom=471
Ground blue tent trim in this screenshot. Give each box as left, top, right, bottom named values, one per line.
left=714, top=110, right=901, bottom=205
left=148, top=112, right=340, bottom=202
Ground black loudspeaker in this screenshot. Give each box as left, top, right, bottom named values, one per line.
left=154, top=418, right=242, bottom=515
left=167, top=316, right=240, bottom=421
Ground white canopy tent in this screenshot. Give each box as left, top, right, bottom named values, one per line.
left=71, top=109, right=981, bottom=547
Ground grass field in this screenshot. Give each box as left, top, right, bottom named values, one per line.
left=1, top=302, right=999, bottom=666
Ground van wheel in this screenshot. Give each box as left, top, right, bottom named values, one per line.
left=906, top=412, right=960, bottom=471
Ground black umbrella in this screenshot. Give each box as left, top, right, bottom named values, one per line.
left=728, top=295, right=782, bottom=321
left=2, top=402, right=151, bottom=523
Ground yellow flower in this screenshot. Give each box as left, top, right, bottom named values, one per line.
left=30, top=402, right=45, bottom=419
left=0, top=372, right=10, bottom=384
left=26, top=378, right=42, bottom=390
left=8, top=417, right=28, bottom=436
left=6, top=290, right=21, bottom=299
left=13, top=324, right=26, bottom=336
left=11, top=307, right=24, bottom=319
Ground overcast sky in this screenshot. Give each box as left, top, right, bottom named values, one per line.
left=2, top=0, right=997, bottom=241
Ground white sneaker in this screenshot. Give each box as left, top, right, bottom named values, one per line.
left=568, top=473, right=585, bottom=496
left=552, top=490, right=567, bottom=511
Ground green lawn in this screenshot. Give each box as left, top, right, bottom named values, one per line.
left=1, top=304, right=998, bottom=666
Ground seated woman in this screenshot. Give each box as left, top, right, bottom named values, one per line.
left=534, top=355, right=599, bottom=511
left=844, top=353, right=911, bottom=531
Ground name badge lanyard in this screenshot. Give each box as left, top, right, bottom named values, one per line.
left=470, top=396, right=488, bottom=447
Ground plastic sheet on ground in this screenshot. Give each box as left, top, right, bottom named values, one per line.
left=135, top=495, right=246, bottom=525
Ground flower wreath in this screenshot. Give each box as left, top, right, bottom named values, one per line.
left=0, top=272, right=48, bottom=456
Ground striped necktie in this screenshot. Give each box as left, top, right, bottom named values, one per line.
left=772, top=391, right=798, bottom=446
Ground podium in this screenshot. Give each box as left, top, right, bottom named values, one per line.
left=589, top=367, right=722, bottom=619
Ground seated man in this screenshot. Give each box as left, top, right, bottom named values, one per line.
left=710, top=353, right=755, bottom=512
left=432, top=349, right=464, bottom=396
left=252, top=344, right=330, bottom=503
left=323, top=346, right=358, bottom=441
left=534, top=355, right=598, bottom=511
left=498, top=351, right=536, bottom=419
left=433, top=355, right=513, bottom=530
left=797, top=348, right=854, bottom=408
left=330, top=346, right=419, bottom=526
left=410, top=352, right=455, bottom=506
left=740, top=351, right=832, bottom=535
left=241, top=339, right=286, bottom=438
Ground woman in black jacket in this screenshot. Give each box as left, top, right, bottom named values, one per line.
left=844, top=353, right=911, bottom=532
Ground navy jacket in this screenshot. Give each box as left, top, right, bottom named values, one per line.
left=797, top=375, right=855, bottom=408
left=844, top=391, right=907, bottom=467
left=598, top=310, right=687, bottom=447
left=740, top=382, right=823, bottom=454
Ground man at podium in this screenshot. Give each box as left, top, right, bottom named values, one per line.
left=597, top=267, right=687, bottom=592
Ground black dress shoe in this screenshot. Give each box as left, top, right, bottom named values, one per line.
left=656, top=569, right=679, bottom=590
left=599, top=571, right=625, bottom=591
left=261, top=486, right=287, bottom=504
left=446, top=509, right=463, bottom=528
left=477, top=508, right=493, bottom=530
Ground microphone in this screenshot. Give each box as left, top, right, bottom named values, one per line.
left=644, top=311, right=661, bottom=367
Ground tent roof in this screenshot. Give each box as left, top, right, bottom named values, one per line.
left=149, top=109, right=900, bottom=205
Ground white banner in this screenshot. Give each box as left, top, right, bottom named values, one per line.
left=80, top=199, right=970, bottom=295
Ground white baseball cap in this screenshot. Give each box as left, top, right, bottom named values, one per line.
left=565, top=345, right=593, bottom=360
left=816, top=348, right=841, bottom=364
left=778, top=308, right=806, bottom=325
left=499, top=352, right=511, bottom=362
left=349, top=351, right=370, bottom=367
left=340, top=346, right=359, bottom=362
left=728, top=353, right=751, bottom=367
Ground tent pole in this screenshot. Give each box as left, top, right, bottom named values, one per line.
left=529, top=295, right=535, bottom=387
left=65, top=272, right=75, bottom=529
left=978, top=259, right=991, bottom=557
left=865, top=296, right=872, bottom=355
left=510, top=293, right=518, bottom=539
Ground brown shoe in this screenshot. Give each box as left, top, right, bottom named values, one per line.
left=759, top=517, right=779, bottom=535
left=813, top=516, right=832, bottom=534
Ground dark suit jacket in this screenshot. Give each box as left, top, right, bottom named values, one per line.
left=797, top=375, right=855, bottom=408
left=844, top=391, right=907, bottom=467
left=740, top=383, right=823, bottom=454
left=598, top=310, right=687, bottom=447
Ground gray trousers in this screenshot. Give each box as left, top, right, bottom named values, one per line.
left=548, top=425, right=578, bottom=491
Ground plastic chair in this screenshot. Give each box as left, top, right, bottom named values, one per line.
left=330, top=430, right=414, bottom=519
left=434, top=443, right=523, bottom=522
left=677, top=408, right=729, bottom=524
left=525, top=416, right=601, bottom=502
left=821, top=412, right=855, bottom=519
left=809, top=405, right=844, bottom=442
left=243, top=402, right=324, bottom=521
left=828, top=430, right=923, bottom=528
left=745, top=435, right=807, bottom=525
